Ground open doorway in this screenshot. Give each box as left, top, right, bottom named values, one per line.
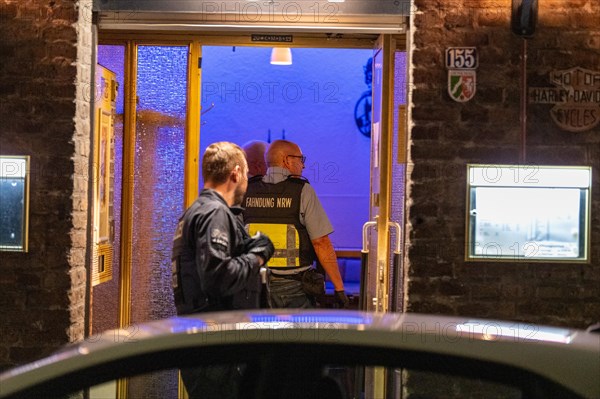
left=91, top=43, right=374, bottom=325
left=91, top=35, right=407, bottom=398
left=90, top=40, right=408, bottom=326
left=90, top=43, right=375, bottom=398
left=199, top=46, right=373, bottom=253
left=92, top=37, right=410, bottom=310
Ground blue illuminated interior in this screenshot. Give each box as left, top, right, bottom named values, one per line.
left=97, top=45, right=125, bottom=115
left=200, top=46, right=373, bottom=249
left=98, top=45, right=381, bottom=249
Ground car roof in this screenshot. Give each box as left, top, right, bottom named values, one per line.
left=1, top=310, right=599, bottom=398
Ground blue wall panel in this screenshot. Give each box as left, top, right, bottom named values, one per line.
left=200, top=46, right=373, bottom=249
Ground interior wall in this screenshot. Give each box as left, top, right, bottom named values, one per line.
left=200, top=46, right=373, bottom=250
left=407, top=0, right=600, bottom=328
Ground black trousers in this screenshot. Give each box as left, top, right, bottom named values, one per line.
left=180, top=364, right=243, bottom=399
left=269, top=275, right=314, bottom=308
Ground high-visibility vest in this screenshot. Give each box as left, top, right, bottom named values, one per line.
left=243, top=176, right=316, bottom=269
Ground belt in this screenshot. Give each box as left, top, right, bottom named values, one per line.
left=269, top=265, right=311, bottom=276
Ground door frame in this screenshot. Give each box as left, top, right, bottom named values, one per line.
left=95, top=31, right=407, bottom=399
left=97, top=30, right=405, bottom=317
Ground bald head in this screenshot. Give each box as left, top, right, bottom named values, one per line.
left=266, top=140, right=297, bottom=166
left=242, top=140, right=268, bottom=177
left=267, top=140, right=305, bottom=176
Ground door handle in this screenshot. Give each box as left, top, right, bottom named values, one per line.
left=388, top=221, right=402, bottom=312
left=360, top=220, right=377, bottom=311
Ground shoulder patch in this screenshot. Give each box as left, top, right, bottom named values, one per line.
left=210, top=228, right=229, bottom=248
left=173, top=219, right=184, bottom=241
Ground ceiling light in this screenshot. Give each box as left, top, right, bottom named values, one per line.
left=270, top=47, right=292, bottom=65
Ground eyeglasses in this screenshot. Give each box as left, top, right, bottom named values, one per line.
left=287, top=154, right=306, bottom=164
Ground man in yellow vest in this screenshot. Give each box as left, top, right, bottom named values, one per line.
left=243, top=139, right=349, bottom=308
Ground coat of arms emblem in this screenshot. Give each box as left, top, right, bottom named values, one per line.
left=448, top=70, right=477, bottom=102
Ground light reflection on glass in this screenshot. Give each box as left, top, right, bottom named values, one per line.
left=456, top=321, right=572, bottom=344
left=169, top=318, right=209, bottom=334
left=250, top=313, right=371, bottom=325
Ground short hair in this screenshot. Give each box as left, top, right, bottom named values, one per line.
left=202, top=141, right=247, bottom=184
left=266, top=139, right=297, bottom=167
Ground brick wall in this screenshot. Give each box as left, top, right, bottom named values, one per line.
left=406, top=0, right=600, bottom=328
left=0, top=0, right=92, bottom=369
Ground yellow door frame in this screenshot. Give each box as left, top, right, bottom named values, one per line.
left=116, top=39, right=137, bottom=398
left=185, top=40, right=201, bottom=208
left=373, top=34, right=396, bottom=315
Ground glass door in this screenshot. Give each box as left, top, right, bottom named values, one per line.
left=127, top=44, right=189, bottom=399
left=94, top=42, right=192, bottom=399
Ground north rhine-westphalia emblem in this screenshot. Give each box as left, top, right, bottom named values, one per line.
left=448, top=70, right=477, bottom=102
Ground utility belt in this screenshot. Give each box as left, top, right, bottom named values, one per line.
left=270, top=265, right=311, bottom=277
left=271, top=267, right=325, bottom=297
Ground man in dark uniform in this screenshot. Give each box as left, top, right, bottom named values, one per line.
left=243, top=139, right=349, bottom=309
left=172, top=141, right=274, bottom=398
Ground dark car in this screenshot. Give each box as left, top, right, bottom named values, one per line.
left=1, top=310, right=598, bottom=399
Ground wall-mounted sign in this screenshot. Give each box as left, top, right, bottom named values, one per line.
left=251, top=34, right=293, bottom=43
left=0, top=156, right=30, bottom=252
left=446, top=47, right=478, bottom=102
left=465, top=164, right=592, bottom=263
left=529, top=67, right=600, bottom=132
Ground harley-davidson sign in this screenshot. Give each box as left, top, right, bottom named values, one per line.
left=529, top=67, right=600, bottom=132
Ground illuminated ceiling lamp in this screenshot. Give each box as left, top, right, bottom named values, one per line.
left=270, top=47, right=292, bottom=65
